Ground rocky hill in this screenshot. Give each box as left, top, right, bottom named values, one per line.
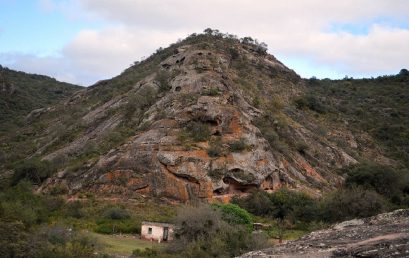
left=1, top=31, right=407, bottom=202
left=239, top=209, right=409, bottom=258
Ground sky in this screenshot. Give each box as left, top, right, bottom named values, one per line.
left=0, top=0, right=408, bottom=86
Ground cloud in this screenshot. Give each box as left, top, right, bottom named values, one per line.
left=77, top=0, right=409, bottom=30
left=2, top=0, right=409, bottom=84
left=73, top=0, right=409, bottom=78
left=62, top=26, right=185, bottom=75
left=38, top=0, right=55, bottom=11
left=268, top=25, right=409, bottom=76
left=1, top=26, right=188, bottom=85
left=1, top=53, right=72, bottom=83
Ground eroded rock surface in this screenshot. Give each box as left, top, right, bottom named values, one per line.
left=35, top=36, right=392, bottom=202
left=239, top=209, right=409, bottom=258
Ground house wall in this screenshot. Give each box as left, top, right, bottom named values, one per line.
left=141, top=224, right=174, bottom=241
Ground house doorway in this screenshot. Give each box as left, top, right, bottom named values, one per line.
left=163, top=227, right=169, bottom=241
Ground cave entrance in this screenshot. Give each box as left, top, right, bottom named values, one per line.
left=223, top=177, right=257, bottom=194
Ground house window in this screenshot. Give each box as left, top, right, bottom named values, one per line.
left=148, top=227, right=152, bottom=234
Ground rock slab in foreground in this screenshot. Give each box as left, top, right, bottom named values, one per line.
left=238, top=209, right=409, bottom=258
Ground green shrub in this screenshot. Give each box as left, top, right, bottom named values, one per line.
left=207, top=138, right=224, bottom=157
left=155, top=71, right=171, bottom=92
left=269, top=188, right=319, bottom=223
left=11, top=158, right=55, bottom=185
left=0, top=181, right=49, bottom=227
left=0, top=220, right=29, bottom=257
left=65, top=201, right=85, bottom=219
left=343, top=163, right=403, bottom=199
left=202, top=87, right=220, bottom=96
left=185, top=121, right=211, bottom=142
left=167, top=204, right=268, bottom=257
left=229, top=138, right=248, bottom=152
left=232, top=190, right=273, bottom=216
left=229, top=47, right=240, bottom=60
left=207, top=168, right=226, bottom=181
left=295, top=95, right=327, bottom=114
left=321, top=187, right=388, bottom=222
left=212, top=203, right=253, bottom=226
left=233, top=189, right=318, bottom=223
left=30, top=227, right=99, bottom=258
left=94, top=223, right=113, bottom=234
left=95, top=219, right=140, bottom=234
left=102, top=207, right=130, bottom=220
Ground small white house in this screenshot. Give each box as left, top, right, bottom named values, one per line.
left=141, top=221, right=174, bottom=242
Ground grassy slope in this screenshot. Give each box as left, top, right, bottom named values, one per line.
left=86, top=232, right=160, bottom=256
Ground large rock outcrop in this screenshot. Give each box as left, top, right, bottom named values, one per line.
left=28, top=34, right=391, bottom=202
left=239, top=209, right=409, bottom=258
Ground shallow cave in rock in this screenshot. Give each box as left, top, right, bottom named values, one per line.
left=174, top=173, right=199, bottom=184
left=223, top=176, right=257, bottom=194
left=161, top=63, right=171, bottom=69
left=212, top=130, right=222, bottom=136
left=176, top=57, right=185, bottom=64
left=213, top=187, right=225, bottom=195
left=261, top=175, right=271, bottom=189
left=230, top=168, right=242, bottom=173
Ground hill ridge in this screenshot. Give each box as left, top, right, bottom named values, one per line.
left=1, top=31, right=407, bottom=202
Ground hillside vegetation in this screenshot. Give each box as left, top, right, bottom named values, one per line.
left=0, top=29, right=408, bottom=258
left=0, top=66, right=81, bottom=130
left=299, top=70, right=409, bottom=168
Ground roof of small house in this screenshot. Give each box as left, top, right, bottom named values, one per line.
left=141, top=221, right=174, bottom=228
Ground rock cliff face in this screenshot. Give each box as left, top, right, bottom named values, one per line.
left=9, top=33, right=390, bottom=202
left=239, top=209, right=409, bottom=258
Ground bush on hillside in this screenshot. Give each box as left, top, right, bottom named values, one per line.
left=0, top=181, right=49, bottom=227
left=167, top=204, right=268, bottom=258
left=11, top=158, right=55, bottom=185
left=233, top=188, right=319, bottom=223
left=343, top=163, right=403, bottom=199
left=232, top=190, right=273, bottom=216
left=295, top=95, right=327, bottom=114
left=269, top=188, right=319, bottom=223
left=95, top=220, right=140, bottom=235
left=102, top=207, right=131, bottom=220
left=185, top=121, right=211, bottom=142
left=0, top=220, right=29, bottom=257
left=321, top=187, right=388, bottom=222
left=229, top=138, right=249, bottom=152
left=155, top=71, right=172, bottom=92
left=212, top=203, right=253, bottom=227
left=207, top=138, right=224, bottom=157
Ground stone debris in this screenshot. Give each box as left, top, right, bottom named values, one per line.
left=238, top=209, right=409, bottom=258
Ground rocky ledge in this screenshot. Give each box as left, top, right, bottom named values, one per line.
left=239, top=209, right=409, bottom=258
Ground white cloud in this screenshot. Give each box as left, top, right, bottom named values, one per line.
left=62, top=26, right=185, bottom=75
left=2, top=0, right=409, bottom=84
